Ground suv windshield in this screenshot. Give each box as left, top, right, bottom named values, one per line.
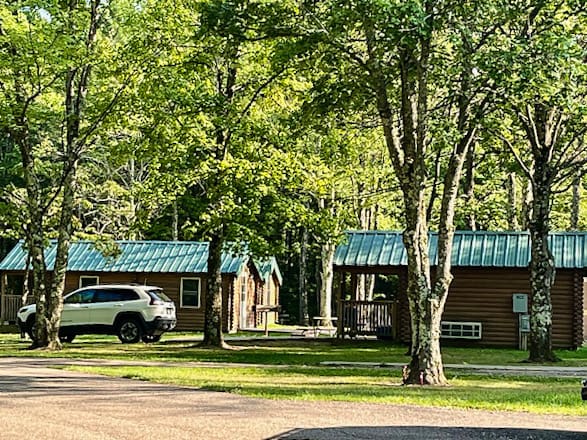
left=146, top=288, right=172, bottom=303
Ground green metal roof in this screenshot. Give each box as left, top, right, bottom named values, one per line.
left=334, top=230, right=587, bottom=269
left=256, top=257, right=283, bottom=285
left=0, top=240, right=250, bottom=274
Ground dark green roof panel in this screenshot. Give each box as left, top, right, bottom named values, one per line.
left=334, top=231, right=587, bottom=269
left=0, top=241, right=248, bottom=274
left=256, top=257, right=283, bottom=285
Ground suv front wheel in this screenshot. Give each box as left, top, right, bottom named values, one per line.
left=117, top=318, right=142, bottom=343
left=26, top=315, right=36, bottom=340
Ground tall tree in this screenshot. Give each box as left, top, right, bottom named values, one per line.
left=492, top=1, right=587, bottom=362
left=135, top=0, right=302, bottom=347
left=299, top=0, right=496, bottom=384
left=0, top=0, right=141, bottom=348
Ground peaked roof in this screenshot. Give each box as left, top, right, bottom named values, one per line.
left=334, top=230, right=587, bottom=269
left=0, top=240, right=250, bottom=274
left=256, top=257, right=283, bottom=285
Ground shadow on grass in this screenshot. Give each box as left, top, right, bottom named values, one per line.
left=268, top=426, right=587, bottom=440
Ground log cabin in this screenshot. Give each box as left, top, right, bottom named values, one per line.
left=0, top=240, right=281, bottom=332
left=334, top=230, right=586, bottom=349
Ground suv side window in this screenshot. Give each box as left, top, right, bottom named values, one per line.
left=93, top=289, right=139, bottom=303
left=116, top=289, right=140, bottom=301
left=65, top=290, right=95, bottom=304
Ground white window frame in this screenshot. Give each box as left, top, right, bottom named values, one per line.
left=180, top=277, right=201, bottom=308
left=441, top=321, right=482, bottom=340
left=79, top=275, right=100, bottom=288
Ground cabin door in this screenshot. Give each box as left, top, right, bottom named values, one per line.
left=239, top=281, right=247, bottom=329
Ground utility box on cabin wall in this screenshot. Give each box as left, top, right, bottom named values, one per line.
left=513, top=293, right=529, bottom=350
left=512, top=293, right=528, bottom=314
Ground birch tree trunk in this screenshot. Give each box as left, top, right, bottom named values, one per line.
left=524, top=105, right=558, bottom=362
left=318, top=241, right=335, bottom=326
left=298, top=227, right=309, bottom=326
left=506, top=173, right=520, bottom=230
left=47, top=166, right=78, bottom=350
left=12, top=112, right=49, bottom=347
left=172, top=200, right=179, bottom=240
left=462, top=142, right=477, bottom=230
left=520, top=174, right=534, bottom=231
left=528, top=197, right=556, bottom=362
left=356, top=206, right=375, bottom=300
left=570, top=171, right=581, bottom=231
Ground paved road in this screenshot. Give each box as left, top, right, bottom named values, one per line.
left=0, top=357, right=585, bottom=440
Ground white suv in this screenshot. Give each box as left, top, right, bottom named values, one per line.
left=17, top=284, right=176, bottom=343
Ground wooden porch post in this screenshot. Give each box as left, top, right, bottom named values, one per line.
left=336, top=271, right=343, bottom=338
left=350, top=273, right=358, bottom=300
left=1, top=272, right=6, bottom=323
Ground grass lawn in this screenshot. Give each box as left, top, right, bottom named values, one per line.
left=0, top=331, right=585, bottom=367
left=62, top=364, right=587, bottom=416
left=2, top=331, right=586, bottom=416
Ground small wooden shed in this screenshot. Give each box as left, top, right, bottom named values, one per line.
left=334, top=230, right=586, bottom=349
left=0, top=240, right=282, bottom=332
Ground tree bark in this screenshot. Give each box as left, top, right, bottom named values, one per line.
left=521, top=179, right=533, bottom=230
left=528, top=181, right=557, bottom=361
left=46, top=167, right=77, bottom=350
left=570, top=170, right=581, bottom=231
left=462, top=141, right=476, bottom=230
left=518, top=104, right=559, bottom=362
left=202, top=227, right=227, bottom=348
left=298, top=227, right=309, bottom=326
left=318, top=241, right=335, bottom=326
left=12, top=113, right=49, bottom=347
left=172, top=199, right=179, bottom=240
left=506, top=173, right=520, bottom=230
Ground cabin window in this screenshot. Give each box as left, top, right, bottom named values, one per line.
left=79, top=276, right=99, bottom=288
left=180, top=278, right=200, bottom=308
left=441, top=321, right=482, bottom=339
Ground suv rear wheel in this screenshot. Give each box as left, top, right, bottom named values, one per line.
left=26, top=315, right=36, bottom=340
left=117, top=318, right=142, bottom=343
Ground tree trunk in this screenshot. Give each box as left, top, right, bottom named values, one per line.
left=356, top=206, right=375, bottom=300
left=21, top=253, right=31, bottom=307
left=507, top=173, right=520, bottom=230
left=570, top=170, right=581, bottom=231
left=522, top=179, right=533, bottom=230
left=13, top=119, right=49, bottom=347
left=298, top=227, right=309, bottom=326
left=46, top=164, right=78, bottom=350
left=318, top=241, right=335, bottom=326
left=362, top=1, right=481, bottom=385
left=355, top=274, right=365, bottom=301
left=29, top=228, right=48, bottom=347
left=202, top=228, right=227, bottom=348
left=520, top=104, right=559, bottom=363
left=527, top=161, right=557, bottom=361
left=365, top=274, right=375, bottom=301
left=528, top=190, right=557, bottom=362
left=172, top=199, right=179, bottom=240
left=462, top=141, right=476, bottom=230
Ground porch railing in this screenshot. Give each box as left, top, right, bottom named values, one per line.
left=338, top=300, right=397, bottom=339
left=1, top=295, right=34, bottom=324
